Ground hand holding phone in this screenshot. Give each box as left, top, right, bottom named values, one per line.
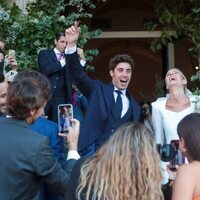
left=58, top=118, right=80, bottom=151
left=170, top=140, right=185, bottom=171
left=58, top=104, right=73, bottom=134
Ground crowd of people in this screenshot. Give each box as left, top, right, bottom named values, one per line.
left=0, top=22, right=200, bottom=200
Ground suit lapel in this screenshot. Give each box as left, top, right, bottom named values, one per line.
left=102, top=83, right=114, bottom=110
left=50, top=49, right=58, bottom=62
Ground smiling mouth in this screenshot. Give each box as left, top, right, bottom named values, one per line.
left=120, top=80, right=127, bottom=83
left=170, top=77, right=176, bottom=81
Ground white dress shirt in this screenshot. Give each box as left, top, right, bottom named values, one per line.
left=54, top=48, right=66, bottom=67
left=113, top=87, right=129, bottom=118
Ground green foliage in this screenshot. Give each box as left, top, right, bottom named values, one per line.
left=0, top=0, right=103, bottom=70
left=191, top=70, right=200, bottom=82
left=144, top=0, right=200, bottom=62
left=153, top=74, right=165, bottom=99
left=191, top=87, right=200, bottom=96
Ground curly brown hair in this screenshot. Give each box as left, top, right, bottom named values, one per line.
left=76, top=122, right=163, bottom=200
left=109, top=54, right=135, bottom=71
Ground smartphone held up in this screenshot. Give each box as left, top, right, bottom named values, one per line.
left=58, top=104, right=73, bottom=134
left=169, top=140, right=185, bottom=171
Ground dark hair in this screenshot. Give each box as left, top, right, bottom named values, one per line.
left=55, top=32, right=65, bottom=41
left=0, top=72, right=5, bottom=83
left=109, top=54, right=135, bottom=71
left=177, top=113, right=200, bottom=161
left=7, top=78, right=47, bottom=120
left=139, top=99, right=152, bottom=123
left=14, top=70, right=51, bottom=101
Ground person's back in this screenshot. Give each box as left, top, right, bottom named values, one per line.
left=172, top=113, right=200, bottom=200
left=172, top=159, right=200, bottom=200
left=0, top=119, right=57, bottom=199
left=0, top=72, right=80, bottom=200
left=65, top=122, right=163, bottom=200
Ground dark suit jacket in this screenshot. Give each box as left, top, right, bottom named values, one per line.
left=38, top=49, right=72, bottom=100
left=66, top=52, right=141, bottom=151
left=65, top=157, right=87, bottom=200
left=29, top=116, right=66, bottom=167
left=0, top=117, right=76, bottom=200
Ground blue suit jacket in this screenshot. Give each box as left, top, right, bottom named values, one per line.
left=38, top=49, right=72, bottom=101
left=29, top=116, right=66, bottom=167
left=66, top=52, right=141, bottom=151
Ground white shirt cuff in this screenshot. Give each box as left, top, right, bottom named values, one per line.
left=65, top=45, right=77, bottom=54
left=66, top=150, right=80, bottom=160
left=80, top=60, right=86, bottom=67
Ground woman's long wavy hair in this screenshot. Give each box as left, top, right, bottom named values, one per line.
left=76, top=122, right=163, bottom=200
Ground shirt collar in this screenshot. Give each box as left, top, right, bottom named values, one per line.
left=114, top=87, right=126, bottom=95
left=54, top=48, right=62, bottom=55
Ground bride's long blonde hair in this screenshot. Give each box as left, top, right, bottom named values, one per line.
left=76, top=122, right=163, bottom=200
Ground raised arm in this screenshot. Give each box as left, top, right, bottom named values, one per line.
left=65, top=22, right=96, bottom=98
left=65, top=21, right=80, bottom=48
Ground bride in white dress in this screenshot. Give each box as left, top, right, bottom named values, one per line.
left=152, top=68, right=196, bottom=184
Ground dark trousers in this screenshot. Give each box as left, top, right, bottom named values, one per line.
left=162, top=182, right=173, bottom=200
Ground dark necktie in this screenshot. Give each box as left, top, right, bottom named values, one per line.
left=115, top=90, right=122, bottom=118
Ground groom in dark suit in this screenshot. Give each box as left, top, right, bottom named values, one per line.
left=38, top=32, right=72, bottom=122
left=65, top=23, right=141, bottom=155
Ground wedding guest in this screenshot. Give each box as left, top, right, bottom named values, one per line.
left=14, top=70, right=68, bottom=200
left=38, top=32, right=72, bottom=122
left=139, top=99, right=154, bottom=134
left=172, top=113, right=200, bottom=200
left=65, top=122, right=163, bottom=200
left=0, top=72, right=79, bottom=199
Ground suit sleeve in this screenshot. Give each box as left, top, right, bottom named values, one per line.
left=152, top=102, right=164, bottom=145
left=66, top=52, right=96, bottom=98
left=38, top=50, right=62, bottom=76
left=33, top=137, right=77, bottom=195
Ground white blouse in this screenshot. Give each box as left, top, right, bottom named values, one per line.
left=152, top=95, right=196, bottom=145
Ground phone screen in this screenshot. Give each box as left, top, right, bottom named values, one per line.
left=170, top=140, right=185, bottom=171
left=8, top=50, right=16, bottom=57
left=58, top=104, right=73, bottom=133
